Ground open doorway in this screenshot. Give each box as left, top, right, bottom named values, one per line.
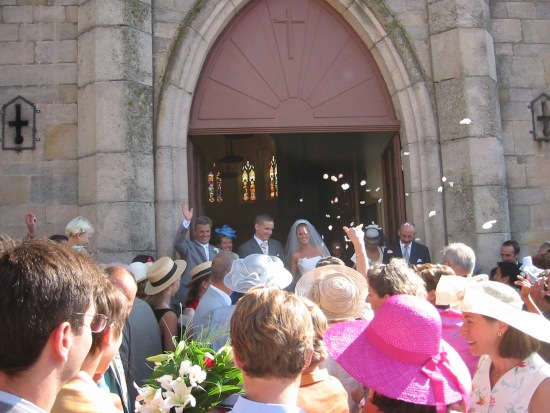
left=188, top=132, right=404, bottom=252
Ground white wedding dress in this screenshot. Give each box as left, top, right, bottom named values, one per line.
left=298, top=256, right=323, bottom=275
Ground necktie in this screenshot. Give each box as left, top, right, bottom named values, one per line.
left=261, top=240, right=268, bottom=255
left=404, top=245, right=410, bottom=263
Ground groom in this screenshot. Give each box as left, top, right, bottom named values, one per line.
left=238, top=214, right=285, bottom=262
left=174, top=201, right=218, bottom=306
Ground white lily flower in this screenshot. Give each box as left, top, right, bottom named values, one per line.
left=157, top=374, right=174, bottom=391
left=188, top=364, right=207, bottom=387
left=163, top=378, right=196, bottom=412
left=179, top=360, right=192, bottom=375
left=135, top=385, right=157, bottom=402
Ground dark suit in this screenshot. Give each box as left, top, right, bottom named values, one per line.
left=119, top=298, right=163, bottom=413
left=237, top=237, right=285, bottom=263
left=382, top=241, right=431, bottom=265
left=174, top=224, right=218, bottom=305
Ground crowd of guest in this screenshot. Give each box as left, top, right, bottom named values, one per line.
left=1, top=205, right=550, bottom=413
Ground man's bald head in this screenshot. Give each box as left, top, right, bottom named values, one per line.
left=104, top=265, right=137, bottom=310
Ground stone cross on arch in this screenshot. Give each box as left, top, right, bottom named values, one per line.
left=273, top=8, right=305, bottom=60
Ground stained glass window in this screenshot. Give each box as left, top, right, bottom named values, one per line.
left=269, top=156, right=278, bottom=198
left=208, top=166, right=223, bottom=203
left=242, top=161, right=256, bottom=202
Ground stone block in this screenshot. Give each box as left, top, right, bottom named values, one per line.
left=0, top=63, right=76, bottom=87
left=441, top=136, right=506, bottom=187
left=512, top=43, right=550, bottom=57
left=538, top=2, right=550, bottom=19
left=500, top=100, right=531, bottom=121
left=435, top=77, right=501, bottom=142
left=3, top=6, right=33, bottom=23
left=0, top=42, right=34, bottom=65
left=504, top=154, right=527, bottom=188
left=522, top=20, right=550, bottom=44
left=406, top=0, right=426, bottom=12
left=45, top=204, right=79, bottom=226
left=525, top=155, right=550, bottom=188
left=497, top=56, right=545, bottom=88
left=370, top=36, right=410, bottom=95
left=512, top=120, right=537, bottom=155
left=509, top=187, right=544, bottom=207
left=30, top=175, right=77, bottom=204
left=33, top=6, right=66, bottom=22
left=155, top=84, right=193, bottom=148
left=428, top=0, right=490, bottom=34
left=58, top=22, right=78, bottom=40
left=41, top=103, right=77, bottom=124
left=0, top=176, right=30, bottom=205
left=494, top=43, right=513, bottom=56
left=0, top=24, right=19, bottom=41
left=20, top=23, right=54, bottom=41
left=195, top=0, right=236, bottom=46
left=35, top=40, right=77, bottom=63
left=344, top=0, right=386, bottom=50
left=491, top=19, right=522, bottom=43
left=44, top=124, right=78, bottom=161
left=489, top=0, right=508, bottom=18
left=509, top=204, right=530, bottom=233
left=507, top=2, right=537, bottom=19
left=431, top=28, right=496, bottom=81
left=66, top=6, right=78, bottom=22
left=78, top=0, right=152, bottom=34
left=531, top=204, right=550, bottom=231
left=78, top=155, right=98, bottom=205
left=154, top=22, right=178, bottom=39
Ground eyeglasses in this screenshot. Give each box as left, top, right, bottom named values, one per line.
left=73, top=313, right=109, bottom=333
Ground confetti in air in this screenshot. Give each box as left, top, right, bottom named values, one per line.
left=330, top=200, right=334, bottom=204
left=375, top=187, right=380, bottom=192
left=325, top=214, right=331, bottom=218
left=429, top=210, right=436, bottom=217
left=403, top=152, right=410, bottom=156
left=366, top=189, right=371, bottom=192
left=334, top=197, right=339, bottom=203
left=331, top=176, right=338, bottom=182
left=360, top=201, right=365, bottom=204
left=405, top=193, right=409, bottom=196
left=378, top=199, right=382, bottom=203
left=323, top=174, right=329, bottom=179
left=442, top=177, right=447, bottom=182
left=360, top=180, right=366, bottom=186
left=459, top=118, right=472, bottom=125
left=338, top=174, right=343, bottom=179
left=415, top=238, right=421, bottom=242
left=336, top=215, right=341, bottom=219
left=341, top=183, right=350, bottom=190
left=328, top=225, right=333, bottom=231
left=299, top=198, right=303, bottom=202
left=437, top=186, right=443, bottom=192
left=482, top=220, right=497, bottom=229
left=449, top=182, right=454, bottom=187
left=350, top=222, right=354, bottom=227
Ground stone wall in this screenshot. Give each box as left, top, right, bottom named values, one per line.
left=0, top=2, right=79, bottom=240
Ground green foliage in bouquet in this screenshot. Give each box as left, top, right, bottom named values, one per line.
left=135, top=334, right=243, bottom=413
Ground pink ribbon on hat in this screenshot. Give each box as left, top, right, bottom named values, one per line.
left=366, top=326, right=470, bottom=412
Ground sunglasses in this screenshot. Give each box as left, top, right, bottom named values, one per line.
left=73, top=313, right=109, bottom=333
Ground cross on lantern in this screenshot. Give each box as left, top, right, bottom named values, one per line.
left=8, top=103, right=29, bottom=145
left=537, top=100, right=550, bottom=138
left=273, top=8, right=305, bottom=60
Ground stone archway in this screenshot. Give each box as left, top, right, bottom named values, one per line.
left=154, top=0, right=445, bottom=257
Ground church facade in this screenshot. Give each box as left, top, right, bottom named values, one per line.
left=0, top=0, right=549, bottom=270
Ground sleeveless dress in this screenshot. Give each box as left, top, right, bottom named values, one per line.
left=468, top=353, right=550, bottom=412
left=298, top=256, right=323, bottom=275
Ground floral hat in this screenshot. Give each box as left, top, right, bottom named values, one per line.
left=436, top=275, right=550, bottom=343
left=295, top=264, right=369, bottom=321
left=185, top=261, right=213, bottom=288
left=145, top=257, right=187, bottom=295
left=223, top=254, right=292, bottom=293
left=325, top=294, right=471, bottom=413
left=215, top=225, right=237, bottom=238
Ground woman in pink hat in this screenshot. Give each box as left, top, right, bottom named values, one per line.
left=325, top=294, right=471, bottom=413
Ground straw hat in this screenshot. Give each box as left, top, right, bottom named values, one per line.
left=185, top=261, right=212, bottom=288
left=436, top=275, right=550, bottom=343
left=325, top=294, right=471, bottom=412
left=295, top=265, right=368, bottom=321
left=129, top=262, right=148, bottom=283
left=144, top=257, right=187, bottom=295
left=223, top=254, right=292, bottom=293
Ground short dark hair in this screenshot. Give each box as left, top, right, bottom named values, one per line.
left=483, top=316, right=539, bottom=359
left=496, top=261, right=521, bottom=286
left=254, top=214, right=274, bottom=225
left=194, top=216, right=212, bottom=228
left=0, top=240, right=97, bottom=375
left=502, top=240, right=520, bottom=255
left=371, top=392, right=436, bottom=413
left=132, top=254, right=155, bottom=263
left=533, top=252, right=550, bottom=270
left=48, top=234, right=68, bottom=244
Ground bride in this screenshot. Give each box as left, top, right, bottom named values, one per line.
left=286, top=219, right=330, bottom=279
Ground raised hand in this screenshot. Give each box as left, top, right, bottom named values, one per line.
left=181, top=201, right=193, bottom=222
left=24, top=213, right=37, bottom=238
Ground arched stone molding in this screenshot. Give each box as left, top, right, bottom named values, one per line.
left=154, top=0, right=445, bottom=257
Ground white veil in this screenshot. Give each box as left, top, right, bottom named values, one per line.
left=285, top=219, right=329, bottom=263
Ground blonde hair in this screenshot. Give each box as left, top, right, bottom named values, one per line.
left=231, top=286, right=314, bottom=378
left=298, top=297, right=328, bottom=365
left=367, top=259, right=427, bottom=299
left=65, top=216, right=94, bottom=237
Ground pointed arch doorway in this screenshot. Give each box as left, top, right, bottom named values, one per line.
left=188, top=0, right=404, bottom=248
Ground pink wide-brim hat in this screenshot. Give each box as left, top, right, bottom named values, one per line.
left=325, top=294, right=471, bottom=411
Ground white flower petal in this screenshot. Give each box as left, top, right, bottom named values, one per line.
left=437, top=186, right=443, bottom=192
left=403, top=152, right=410, bottom=156
left=442, top=177, right=447, bottom=182
left=459, top=118, right=472, bottom=125
left=323, top=174, right=329, bottom=179
left=328, top=225, right=333, bottom=231
left=341, top=183, right=350, bottom=190
left=360, top=180, right=366, bottom=186
left=428, top=210, right=436, bottom=217
left=360, top=201, right=365, bottom=204
left=331, top=175, right=338, bottom=182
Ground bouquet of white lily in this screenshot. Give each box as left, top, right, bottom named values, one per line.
left=135, top=337, right=243, bottom=413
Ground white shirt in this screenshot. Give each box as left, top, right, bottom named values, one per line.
left=231, top=395, right=305, bottom=413
left=0, top=390, right=46, bottom=413
left=399, top=241, right=411, bottom=257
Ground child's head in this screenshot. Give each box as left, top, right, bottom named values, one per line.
left=65, top=216, right=94, bottom=245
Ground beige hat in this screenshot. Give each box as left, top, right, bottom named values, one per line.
left=185, top=261, right=212, bottom=288
left=145, top=257, right=187, bottom=295
left=436, top=275, right=550, bottom=343
left=295, top=264, right=369, bottom=321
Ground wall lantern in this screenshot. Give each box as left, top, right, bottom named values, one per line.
left=1, top=95, right=40, bottom=150
left=529, top=93, right=550, bottom=141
